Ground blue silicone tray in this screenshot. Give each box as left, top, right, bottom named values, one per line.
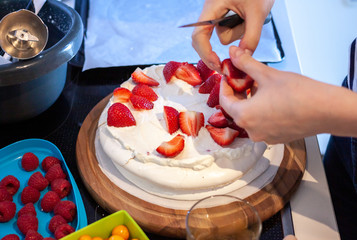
left=0, top=138, right=87, bottom=238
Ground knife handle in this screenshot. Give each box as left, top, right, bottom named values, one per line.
left=218, top=12, right=272, bottom=28
left=218, top=14, right=244, bottom=28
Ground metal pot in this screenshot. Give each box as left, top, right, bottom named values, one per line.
left=0, top=0, right=83, bottom=124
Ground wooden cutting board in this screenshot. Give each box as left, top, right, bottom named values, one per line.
left=76, top=94, right=306, bottom=238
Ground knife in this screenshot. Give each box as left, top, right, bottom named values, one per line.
left=179, top=11, right=271, bottom=28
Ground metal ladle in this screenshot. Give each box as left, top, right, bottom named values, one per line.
left=0, top=7, right=48, bottom=60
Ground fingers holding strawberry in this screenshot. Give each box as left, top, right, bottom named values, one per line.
left=220, top=45, right=339, bottom=144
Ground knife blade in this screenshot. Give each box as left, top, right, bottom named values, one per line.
left=179, top=12, right=271, bottom=28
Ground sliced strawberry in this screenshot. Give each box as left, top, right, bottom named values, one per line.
left=221, top=58, right=254, bottom=93
left=175, top=63, right=202, bottom=86
left=208, top=110, right=228, bottom=128
left=129, top=94, right=154, bottom=110
left=226, top=75, right=254, bottom=94
left=215, top=106, right=249, bottom=138
left=207, top=81, right=220, bottom=108
left=197, top=59, right=215, bottom=82
left=228, top=121, right=249, bottom=138
left=238, top=128, right=249, bottom=138
left=163, top=61, right=183, bottom=83
left=215, top=105, right=233, bottom=120
left=198, top=74, right=222, bottom=94
left=113, top=87, right=132, bottom=103
left=163, top=106, right=179, bottom=134
left=156, top=134, right=185, bottom=157
left=221, top=58, right=246, bottom=79
left=179, top=111, right=204, bottom=137
left=107, top=103, right=136, bottom=127
left=206, top=125, right=239, bottom=146
left=132, top=84, right=158, bottom=102
left=131, top=68, right=159, bottom=86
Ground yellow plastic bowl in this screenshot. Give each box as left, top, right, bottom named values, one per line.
left=61, top=210, right=149, bottom=240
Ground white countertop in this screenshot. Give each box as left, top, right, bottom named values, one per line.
left=270, top=0, right=357, bottom=238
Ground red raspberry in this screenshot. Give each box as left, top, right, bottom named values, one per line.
left=28, top=172, right=49, bottom=191
left=40, top=191, right=60, bottom=212
left=21, top=152, right=39, bottom=171
left=48, top=215, right=67, bottom=233
left=24, top=230, right=43, bottom=240
left=1, top=234, right=20, bottom=240
left=54, top=224, right=74, bottom=239
left=53, top=200, right=77, bottom=222
left=0, top=175, right=20, bottom=195
left=41, top=156, right=61, bottom=172
left=0, top=187, right=13, bottom=202
left=0, top=200, right=16, bottom=222
left=51, top=179, right=72, bottom=199
left=43, top=238, right=55, bottom=240
left=45, top=164, right=66, bottom=183
left=17, top=214, right=38, bottom=235
left=21, top=186, right=41, bottom=204
left=18, top=203, right=37, bottom=217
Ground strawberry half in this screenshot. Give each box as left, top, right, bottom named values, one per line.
left=163, top=61, right=183, bottom=83
left=208, top=110, right=229, bottom=128
left=197, top=59, right=215, bottom=82
left=131, top=68, right=159, bottom=86
left=215, top=105, right=233, bottom=120
left=113, top=87, right=132, bottom=103
left=206, top=125, right=239, bottom=146
left=163, top=61, right=202, bottom=86
left=156, top=134, right=185, bottom=157
left=107, top=103, right=136, bottom=127
left=179, top=111, right=204, bottom=137
left=221, top=58, right=254, bottom=93
left=163, top=106, right=179, bottom=134
left=228, top=121, right=249, bottom=138
left=175, top=62, right=202, bottom=86
left=207, top=81, right=220, bottom=108
left=199, top=73, right=222, bottom=94
left=129, top=94, right=154, bottom=110
left=132, top=84, right=158, bottom=102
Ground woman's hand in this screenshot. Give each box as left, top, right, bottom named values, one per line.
left=220, top=46, right=357, bottom=144
left=191, top=0, right=274, bottom=72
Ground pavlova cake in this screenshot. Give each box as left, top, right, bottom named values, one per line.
left=95, top=59, right=268, bottom=200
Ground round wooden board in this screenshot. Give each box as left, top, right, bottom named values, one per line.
left=76, top=94, right=306, bottom=238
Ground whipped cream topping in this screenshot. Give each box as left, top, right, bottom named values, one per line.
left=96, top=65, right=268, bottom=197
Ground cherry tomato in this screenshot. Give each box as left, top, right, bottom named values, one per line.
left=79, top=235, right=92, bottom=240
left=111, top=225, right=130, bottom=240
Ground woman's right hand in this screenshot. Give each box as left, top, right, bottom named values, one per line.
left=191, top=0, right=274, bottom=73
left=219, top=46, right=357, bottom=144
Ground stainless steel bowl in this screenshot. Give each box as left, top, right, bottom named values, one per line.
left=0, top=9, right=48, bottom=60
left=0, top=0, right=83, bottom=124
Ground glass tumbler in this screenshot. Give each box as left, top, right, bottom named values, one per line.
left=186, top=195, right=262, bottom=240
